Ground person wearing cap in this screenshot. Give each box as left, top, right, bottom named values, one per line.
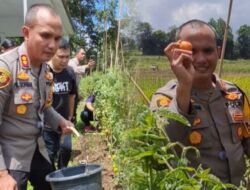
left=150, top=19, right=250, bottom=187
left=0, top=4, right=73, bottom=190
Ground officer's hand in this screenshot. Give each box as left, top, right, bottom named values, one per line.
left=87, top=59, right=95, bottom=69
left=164, top=41, right=194, bottom=86
left=59, top=119, right=74, bottom=135
left=0, top=170, right=17, bottom=190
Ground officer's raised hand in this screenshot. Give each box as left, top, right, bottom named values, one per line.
left=164, top=41, right=194, bottom=86
left=87, top=59, right=95, bottom=69
left=164, top=41, right=194, bottom=113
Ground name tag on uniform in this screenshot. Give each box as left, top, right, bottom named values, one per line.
left=15, top=81, right=33, bottom=88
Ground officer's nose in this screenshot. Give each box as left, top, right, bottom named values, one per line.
left=48, top=39, right=57, bottom=51
left=194, top=52, right=206, bottom=65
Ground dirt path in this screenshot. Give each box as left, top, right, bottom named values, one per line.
left=72, top=133, right=119, bottom=190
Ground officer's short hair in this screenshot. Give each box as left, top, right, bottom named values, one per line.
left=75, top=47, right=85, bottom=55
left=175, top=19, right=218, bottom=44
left=25, top=4, right=59, bottom=26
left=1, top=38, right=16, bottom=49
left=58, top=38, right=70, bottom=50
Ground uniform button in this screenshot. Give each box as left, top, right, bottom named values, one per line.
left=219, top=151, right=227, bottom=160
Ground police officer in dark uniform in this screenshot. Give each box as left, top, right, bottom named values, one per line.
left=150, top=19, right=250, bottom=187
left=0, top=4, right=73, bottom=190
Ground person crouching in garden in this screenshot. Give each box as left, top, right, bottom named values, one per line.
left=80, top=95, right=96, bottom=133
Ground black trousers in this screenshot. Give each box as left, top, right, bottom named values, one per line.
left=80, top=110, right=93, bottom=126
left=9, top=147, right=53, bottom=190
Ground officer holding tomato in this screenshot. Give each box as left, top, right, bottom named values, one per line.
left=150, top=19, right=250, bottom=187
left=0, top=4, right=73, bottom=190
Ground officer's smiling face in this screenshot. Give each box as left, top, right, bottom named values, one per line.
left=23, top=9, right=62, bottom=66
left=179, top=25, right=221, bottom=83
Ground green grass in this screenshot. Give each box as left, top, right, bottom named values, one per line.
left=127, top=55, right=250, bottom=101
left=217, top=59, right=250, bottom=74
left=224, top=76, right=250, bottom=98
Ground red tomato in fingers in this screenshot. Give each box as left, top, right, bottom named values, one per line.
left=179, top=41, right=192, bottom=51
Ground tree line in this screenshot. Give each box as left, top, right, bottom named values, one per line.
left=7, top=2, right=250, bottom=62
left=121, top=18, right=250, bottom=59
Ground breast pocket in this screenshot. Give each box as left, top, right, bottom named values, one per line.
left=12, top=88, right=36, bottom=118
left=189, top=114, right=213, bottom=149
left=225, top=108, right=243, bottom=143
left=14, top=88, right=34, bottom=104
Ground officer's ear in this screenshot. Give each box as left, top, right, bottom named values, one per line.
left=22, top=26, right=30, bottom=40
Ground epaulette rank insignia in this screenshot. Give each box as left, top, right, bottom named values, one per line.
left=21, top=55, right=29, bottom=68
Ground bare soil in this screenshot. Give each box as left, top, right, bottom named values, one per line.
left=72, top=132, right=119, bottom=190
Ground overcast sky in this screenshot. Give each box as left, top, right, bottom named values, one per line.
left=129, top=0, right=249, bottom=37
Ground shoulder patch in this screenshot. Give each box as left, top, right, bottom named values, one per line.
left=0, top=67, right=11, bottom=89
left=156, top=95, right=172, bottom=107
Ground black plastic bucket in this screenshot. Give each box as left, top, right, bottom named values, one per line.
left=46, top=164, right=102, bottom=190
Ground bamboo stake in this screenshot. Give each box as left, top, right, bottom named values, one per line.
left=115, top=0, right=123, bottom=67
left=125, top=70, right=150, bottom=105
left=218, top=0, right=233, bottom=77
left=104, top=0, right=108, bottom=70
left=120, top=40, right=125, bottom=70
left=110, top=43, right=113, bottom=68
left=70, top=126, right=81, bottom=137
left=60, top=126, right=80, bottom=144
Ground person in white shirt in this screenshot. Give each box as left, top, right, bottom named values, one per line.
left=68, top=47, right=94, bottom=86
left=68, top=47, right=94, bottom=124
